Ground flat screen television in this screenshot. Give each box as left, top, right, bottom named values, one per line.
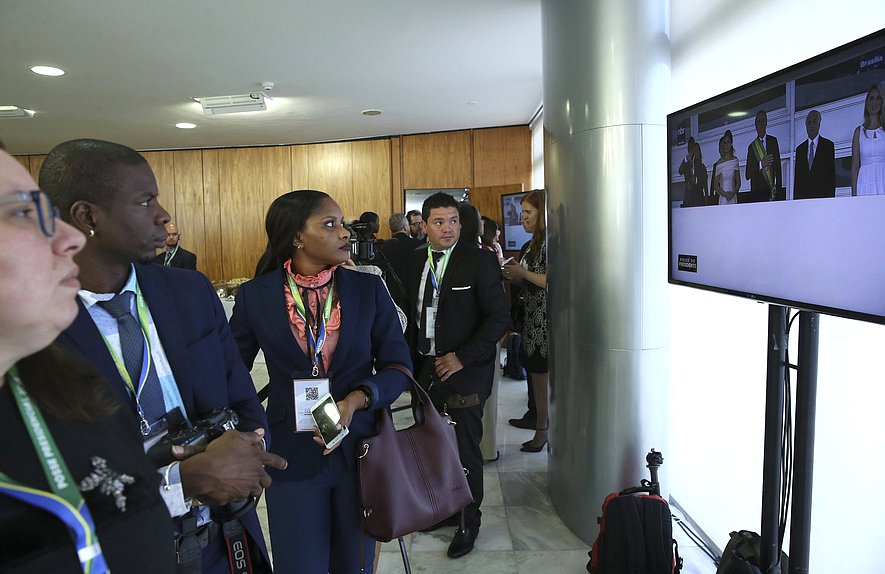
left=501, top=192, right=533, bottom=252
left=668, top=28, right=885, bottom=324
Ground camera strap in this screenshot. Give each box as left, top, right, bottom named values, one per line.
left=222, top=518, right=253, bottom=574
left=0, top=367, right=109, bottom=574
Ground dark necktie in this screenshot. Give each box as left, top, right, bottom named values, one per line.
left=98, top=292, right=166, bottom=422
left=808, top=140, right=814, bottom=167
left=419, top=251, right=444, bottom=355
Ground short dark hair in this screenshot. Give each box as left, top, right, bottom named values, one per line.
left=359, top=211, right=379, bottom=225
left=406, top=209, right=421, bottom=221
left=39, top=139, right=148, bottom=222
left=421, top=192, right=458, bottom=222
left=255, top=190, right=332, bottom=276
left=480, top=216, right=498, bottom=246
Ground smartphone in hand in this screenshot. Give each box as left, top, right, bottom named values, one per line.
left=501, top=256, right=514, bottom=266
left=310, top=393, right=349, bottom=449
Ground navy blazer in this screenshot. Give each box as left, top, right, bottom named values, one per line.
left=230, top=267, right=412, bottom=481
left=404, top=242, right=510, bottom=398
left=55, top=263, right=269, bottom=557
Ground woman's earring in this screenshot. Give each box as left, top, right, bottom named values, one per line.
left=88, top=229, right=95, bottom=238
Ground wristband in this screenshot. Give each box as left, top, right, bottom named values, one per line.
left=357, top=386, right=373, bottom=409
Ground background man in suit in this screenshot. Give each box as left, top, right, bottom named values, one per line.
left=405, top=193, right=509, bottom=559
left=793, top=110, right=836, bottom=199
left=379, top=212, right=421, bottom=310
left=745, top=110, right=783, bottom=202
left=407, top=209, right=426, bottom=242
left=153, top=222, right=197, bottom=270
left=40, top=139, right=286, bottom=574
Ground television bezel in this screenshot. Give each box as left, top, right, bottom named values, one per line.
left=667, top=28, right=885, bottom=325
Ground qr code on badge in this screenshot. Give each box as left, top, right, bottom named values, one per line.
left=305, top=386, right=320, bottom=401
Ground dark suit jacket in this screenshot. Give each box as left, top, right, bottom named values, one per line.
left=745, top=135, right=782, bottom=202
left=229, top=267, right=412, bottom=481
left=405, top=243, right=510, bottom=398
left=152, top=247, right=197, bottom=270
left=54, top=263, right=268, bottom=558
left=379, top=232, right=423, bottom=309
left=794, top=136, right=836, bottom=200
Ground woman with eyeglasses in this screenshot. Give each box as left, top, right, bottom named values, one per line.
left=230, top=190, right=411, bottom=573
left=0, top=149, right=175, bottom=573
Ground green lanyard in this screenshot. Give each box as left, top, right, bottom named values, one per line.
left=163, top=245, right=179, bottom=267
left=0, top=367, right=108, bottom=573
left=96, top=280, right=156, bottom=435
left=286, top=272, right=335, bottom=377
left=426, top=245, right=452, bottom=298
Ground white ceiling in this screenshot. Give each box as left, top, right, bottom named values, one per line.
left=0, top=0, right=542, bottom=156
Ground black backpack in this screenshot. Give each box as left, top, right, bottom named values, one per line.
left=587, top=450, right=682, bottom=574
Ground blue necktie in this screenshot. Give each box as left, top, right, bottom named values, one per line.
left=98, top=292, right=166, bottom=422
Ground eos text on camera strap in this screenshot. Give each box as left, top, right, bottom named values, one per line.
left=0, top=367, right=109, bottom=574
left=286, top=272, right=335, bottom=378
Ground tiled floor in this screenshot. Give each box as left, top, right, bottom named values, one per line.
left=249, top=356, right=718, bottom=573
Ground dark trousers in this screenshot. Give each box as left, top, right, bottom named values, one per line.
left=415, top=355, right=485, bottom=531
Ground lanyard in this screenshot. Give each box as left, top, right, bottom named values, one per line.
left=286, top=272, right=335, bottom=377
left=426, top=246, right=452, bottom=299
left=163, top=245, right=179, bottom=267
left=97, top=281, right=156, bottom=436
left=0, top=367, right=108, bottom=573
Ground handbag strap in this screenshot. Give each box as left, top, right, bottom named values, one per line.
left=383, top=363, right=433, bottom=426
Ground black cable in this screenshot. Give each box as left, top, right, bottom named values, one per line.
left=671, top=514, right=720, bottom=565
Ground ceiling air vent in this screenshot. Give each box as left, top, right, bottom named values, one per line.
left=198, top=92, right=266, bottom=116
left=0, top=106, right=35, bottom=119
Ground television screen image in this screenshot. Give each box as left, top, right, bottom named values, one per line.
left=668, top=29, right=885, bottom=324
left=501, top=192, right=533, bottom=252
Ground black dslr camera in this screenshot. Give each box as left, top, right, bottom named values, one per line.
left=346, top=221, right=378, bottom=263
left=147, top=407, right=255, bottom=522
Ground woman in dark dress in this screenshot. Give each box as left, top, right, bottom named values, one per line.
left=502, top=190, right=549, bottom=452
left=0, top=149, right=175, bottom=573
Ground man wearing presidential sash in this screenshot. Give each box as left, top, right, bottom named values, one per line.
left=745, top=110, right=783, bottom=203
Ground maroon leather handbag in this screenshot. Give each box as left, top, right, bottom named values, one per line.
left=357, top=365, right=472, bottom=542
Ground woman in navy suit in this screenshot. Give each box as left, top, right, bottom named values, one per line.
left=230, top=190, right=411, bottom=573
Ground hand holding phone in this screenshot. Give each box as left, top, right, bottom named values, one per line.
left=310, top=393, right=349, bottom=451
left=501, top=256, right=514, bottom=266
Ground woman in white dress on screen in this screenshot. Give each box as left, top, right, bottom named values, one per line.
left=713, top=135, right=740, bottom=204
left=851, top=83, right=885, bottom=196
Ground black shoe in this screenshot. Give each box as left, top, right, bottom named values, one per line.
left=508, top=415, right=536, bottom=430
left=419, top=514, right=460, bottom=532
left=520, top=440, right=548, bottom=453
left=447, top=528, right=478, bottom=559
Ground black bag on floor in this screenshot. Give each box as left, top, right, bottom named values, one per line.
left=716, top=530, right=788, bottom=574
left=503, top=333, right=526, bottom=380
left=587, top=450, right=682, bottom=574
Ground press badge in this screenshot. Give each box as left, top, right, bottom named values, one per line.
left=425, top=306, right=437, bottom=340
left=293, top=378, right=330, bottom=432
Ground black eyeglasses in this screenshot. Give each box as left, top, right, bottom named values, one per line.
left=0, top=191, right=61, bottom=237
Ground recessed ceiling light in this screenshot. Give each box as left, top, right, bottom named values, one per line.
left=30, top=65, right=65, bottom=77
left=175, top=122, right=197, bottom=129
left=467, top=101, right=479, bottom=105
left=728, top=111, right=748, bottom=117
left=361, top=109, right=382, bottom=116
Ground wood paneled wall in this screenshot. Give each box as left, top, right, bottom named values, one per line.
left=19, top=125, right=530, bottom=282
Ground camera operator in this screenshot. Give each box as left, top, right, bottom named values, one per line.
left=41, top=139, right=287, bottom=574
